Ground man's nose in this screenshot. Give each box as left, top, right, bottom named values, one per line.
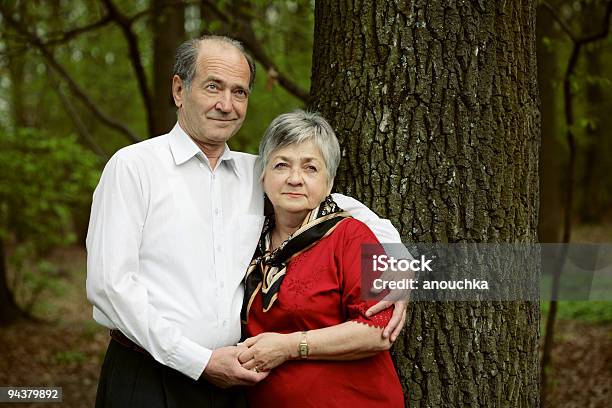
left=215, top=91, right=233, bottom=113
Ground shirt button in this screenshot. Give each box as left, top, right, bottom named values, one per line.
left=199, top=163, right=204, bottom=168
left=214, top=208, right=219, bottom=215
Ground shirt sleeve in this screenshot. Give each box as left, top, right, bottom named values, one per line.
left=337, top=219, right=393, bottom=328
left=331, top=193, right=401, bottom=244
left=332, top=193, right=414, bottom=262
left=85, top=152, right=212, bottom=380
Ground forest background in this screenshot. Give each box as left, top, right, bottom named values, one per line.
left=0, top=0, right=611, bottom=407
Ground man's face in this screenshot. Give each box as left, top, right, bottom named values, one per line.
left=173, top=41, right=251, bottom=144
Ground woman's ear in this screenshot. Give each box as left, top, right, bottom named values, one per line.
left=326, top=178, right=335, bottom=196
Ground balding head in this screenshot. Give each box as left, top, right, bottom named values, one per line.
left=173, top=35, right=256, bottom=90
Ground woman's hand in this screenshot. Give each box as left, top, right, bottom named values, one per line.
left=238, top=332, right=297, bottom=372
left=366, top=299, right=407, bottom=342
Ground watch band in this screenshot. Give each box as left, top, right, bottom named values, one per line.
left=298, top=331, right=309, bottom=359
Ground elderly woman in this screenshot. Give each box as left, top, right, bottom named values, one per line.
left=238, top=110, right=404, bottom=407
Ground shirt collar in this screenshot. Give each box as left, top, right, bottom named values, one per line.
left=168, top=123, right=242, bottom=179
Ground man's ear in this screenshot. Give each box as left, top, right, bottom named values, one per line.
left=172, top=75, right=185, bottom=108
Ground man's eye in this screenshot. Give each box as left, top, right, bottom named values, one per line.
left=235, top=89, right=248, bottom=97
left=205, top=83, right=218, bottom=90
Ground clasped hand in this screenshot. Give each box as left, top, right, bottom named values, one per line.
left=201, top=345, right=268, bottom=388
left=238, top=332, right=294, bottom=372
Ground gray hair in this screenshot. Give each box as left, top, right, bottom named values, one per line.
left=173, top=35, right=256, bottom=90
left=257, top=110, right=341, bottom=185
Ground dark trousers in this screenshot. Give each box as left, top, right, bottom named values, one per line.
left=95, top=339, right=248, bottom=408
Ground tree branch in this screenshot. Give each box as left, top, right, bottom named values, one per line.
left=54, top=78, right=109, bottom=159
left=0, top=5, right=142, bottom=144
left=200, top=0, right=309, bottom=103
left=42, top=14, right=113, bottom=46
left=541, top=1, right=576, bottom=41
left=577, top=0, right=612, bottom=44
left=102, top=0, right=154, bottom=137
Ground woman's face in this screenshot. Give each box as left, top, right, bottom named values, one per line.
left=263, top=140, right=332, bottom=218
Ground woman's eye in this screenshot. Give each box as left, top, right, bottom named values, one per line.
left=306, top=165, right=318, bottom=172
left=274, top=163, right=289, bottom=169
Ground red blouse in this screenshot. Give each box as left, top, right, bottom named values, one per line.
left=243, top=218, right=405, bottom=408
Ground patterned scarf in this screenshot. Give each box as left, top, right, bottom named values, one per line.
left=241, top=195, right=350, bottom=323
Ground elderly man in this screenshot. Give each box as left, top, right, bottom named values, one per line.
left=86, top=36, right=405, bottom=408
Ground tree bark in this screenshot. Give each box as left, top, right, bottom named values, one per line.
left=151, top=0, right=185, bottom=136
left=310, top=1, right=540, bottom=406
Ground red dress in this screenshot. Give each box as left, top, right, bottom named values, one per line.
left=243, top=218, right=405, bottom=408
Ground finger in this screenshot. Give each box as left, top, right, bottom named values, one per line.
left=393, top=300, right=407, bottom=312
left=238, top=366, right=269, bottom=384
left=382, top=302, right=405, bottom=338
left=241, top=358, right=257, bottom=370
left=366, top=300, right=392, bottom=317
left=390, top=308, right=407, bottom=342
left=238, top=349, right=254, bottom=364
left=241, top=335, right=261, bottom=348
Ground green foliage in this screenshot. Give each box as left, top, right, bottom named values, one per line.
left=0, top=127, right=100, bottom=310
left=0, top=127, right=101, bottom=250
left=541, top=301, right=612, bottom=325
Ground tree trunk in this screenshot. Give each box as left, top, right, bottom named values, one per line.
left=0, top=1, right=28, bottom=325
left=310, top=1, right=540, bottom=406
left=7, top=1, right=30, bottom=129
left=536, top=4, right=562, bottom=242
left=0, top=239, right=24, bottom=326
left=151, top=0, right=185, bottom=136
left=579, top=15, right=610, bottom=223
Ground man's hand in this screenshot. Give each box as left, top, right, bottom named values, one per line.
left=366, top=300, right=407, bottom=342
left=201, top=346, right=268, bottom=388
left=237, top=332, right=295, bottom=372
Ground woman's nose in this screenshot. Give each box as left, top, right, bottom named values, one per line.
left=287, top=169, right=303, bottom=185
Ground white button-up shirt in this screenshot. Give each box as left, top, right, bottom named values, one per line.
left=86, top=123, right=401, bottom=380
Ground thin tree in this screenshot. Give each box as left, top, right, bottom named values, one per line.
left=539, top=1, right=612, bottom=404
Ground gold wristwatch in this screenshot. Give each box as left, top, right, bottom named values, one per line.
left=298, top=331, right=309, bottom=359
